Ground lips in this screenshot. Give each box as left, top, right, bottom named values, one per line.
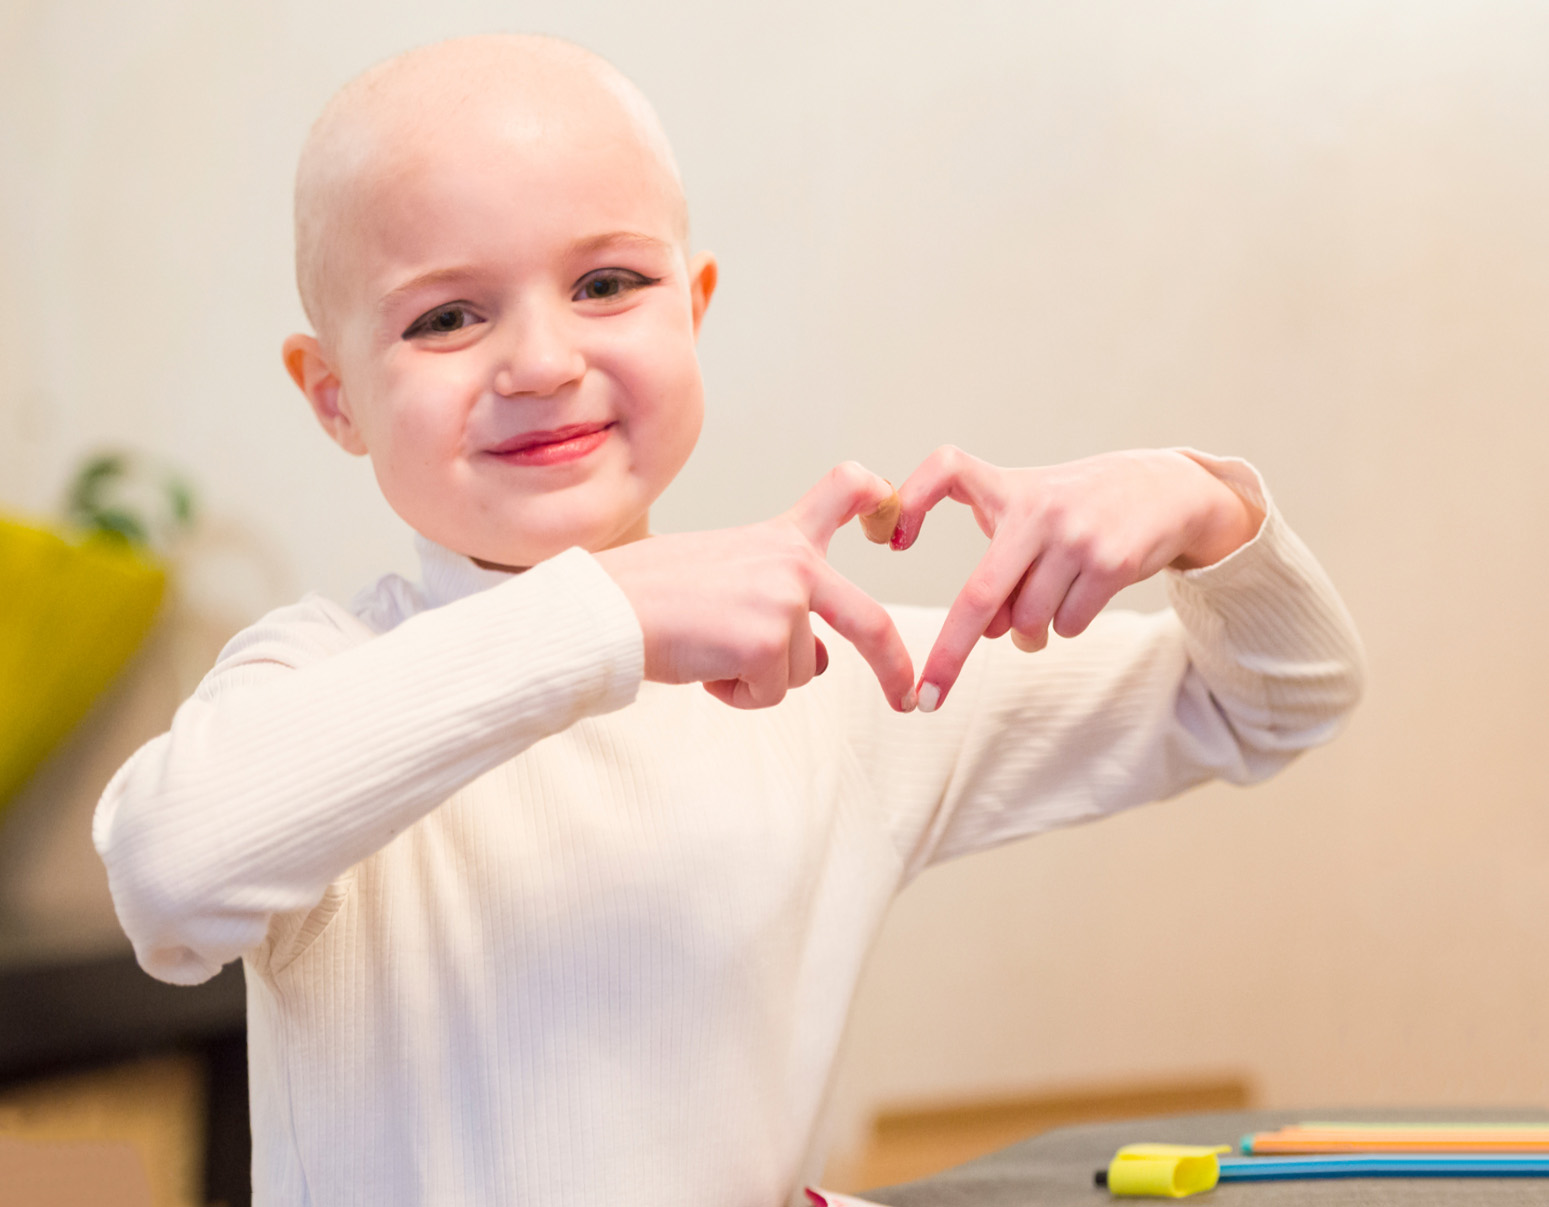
left=486, top=422, right=614, bottom=466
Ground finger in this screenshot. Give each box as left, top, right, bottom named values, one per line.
left=891, top=445, right=1003, bottom=551
left=704, top=657, right=792, bottom=712
left=1051, top=569, right=1119, bottom=639
left=987, top=571, right=1030, bottom=641
left=788, top=613, right=818, bottom=691
left=1009, top=548, right=1081, bottom=643
left=703, top=679, right=739, bottom=707
left=916, top=535, right=1038, bottom=710
left=984, top=596, right=1015, bottom=641
left=786, top=461, right=897, bottom=554
left=808, top=563, right=917, bottom=711
left=814, top=635, right=829, bottom=677
left=858, top=489, right=902, bottom=544
left=740, top=646, right=790, bottom=709
left=1011, top=626, right=1048, bottom=653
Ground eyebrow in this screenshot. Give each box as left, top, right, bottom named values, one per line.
left=564, top=230, right=675, bottom=258
left=378, top=266, right=483, bottom=314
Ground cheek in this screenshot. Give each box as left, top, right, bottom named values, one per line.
left=368, top=366, right=471, bottom=462
left=635, top=359, right=703, bottom=474
left=350, top=402, right=465, bottom=532
left=671, top=381, right=705, bottom=456
left=616, top=330, right=704, bottom=446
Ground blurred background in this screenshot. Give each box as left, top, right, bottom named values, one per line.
left=4, top=0, right=1549, bottom=1202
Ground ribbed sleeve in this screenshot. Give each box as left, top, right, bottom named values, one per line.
left=830, top=453, right=1365, bottom=876
left=93, top=547, right=644, bottom=985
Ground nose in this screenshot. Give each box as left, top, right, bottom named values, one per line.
left=492, top=298, right=586, bottom=398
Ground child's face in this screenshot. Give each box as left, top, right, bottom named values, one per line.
left=286, top=80, right=716, bottom=568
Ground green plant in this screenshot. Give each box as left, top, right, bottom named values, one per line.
left=64, top=452, right=196, bottom=551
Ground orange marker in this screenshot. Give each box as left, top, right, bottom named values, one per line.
left=1245, top=1123, right=1549, bottom=1154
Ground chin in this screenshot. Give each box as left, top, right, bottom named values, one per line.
left=410, top=485, right=650, bottom=568
left=476, top=517, right=643, bottom=569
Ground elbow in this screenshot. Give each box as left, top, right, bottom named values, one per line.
left=1181, top=642, right=1367, bottom=789
left=1342, top=637, right=1369, bottom=718
left=100, top=829, right=248, bottom=985
left=105, top=853, right=246, bottom=986
left=1311, top=618, right=1369, bottom=725
left=94, top=759, right=258, bottom=986
left=1317, top=609, right=1369, bottom=724
left=1227, top=653, right=1367, bottom=784
left=1291, top=638, right=1369, bottom=744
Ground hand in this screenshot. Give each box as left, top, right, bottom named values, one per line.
left=595, top=463, right=918, bottom=711
left=892, top=447, right=1264, bottom=710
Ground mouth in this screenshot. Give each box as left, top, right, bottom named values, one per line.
left=485, top=422, right=615, bottom=467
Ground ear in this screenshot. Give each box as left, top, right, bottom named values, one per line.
left=687, top=251, right=718, bottom=338
left=282, top=334, right=368, bottom=456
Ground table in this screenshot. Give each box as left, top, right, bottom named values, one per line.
left=867, top=1109, right=1549, bottom=1205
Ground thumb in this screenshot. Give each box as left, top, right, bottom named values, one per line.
left=786, top=461, right=896, bottom=555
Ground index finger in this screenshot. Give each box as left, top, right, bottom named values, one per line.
left=809, top=561, right=918, bottom=711
left=892, top=445, right=1004, bottom=551
left=916, top=535, right=1039, bottom=711
left=786, top=461, right=897, bottom=554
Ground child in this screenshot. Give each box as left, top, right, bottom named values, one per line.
left=93, top=34, right=1363, bottom=1207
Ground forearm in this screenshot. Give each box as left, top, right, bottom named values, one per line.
left=93, top=548, right=643, bottom=984
left=852, top=467, right=1362, bottom=873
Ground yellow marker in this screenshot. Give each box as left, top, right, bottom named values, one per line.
left=1099, top=1144, right=1230, bottom=1198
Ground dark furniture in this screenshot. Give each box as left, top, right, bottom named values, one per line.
left=0, top=922, right=249, bottom=1207
left=869, top=1107, right=1549, bottom=1205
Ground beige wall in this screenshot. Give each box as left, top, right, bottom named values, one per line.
left=5, top=0, right=1549, bottom=1166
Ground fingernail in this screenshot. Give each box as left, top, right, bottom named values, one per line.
left=902, top=687, right=918, bottom=712
left=916, top=682, right=940, bottom=713
left=889, top=524, right=907, bottom=550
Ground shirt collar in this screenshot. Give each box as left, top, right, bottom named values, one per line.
left=413, top=533, right=519, bottom=609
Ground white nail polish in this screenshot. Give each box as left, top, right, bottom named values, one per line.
left=917, top=683, right=940, bottom=713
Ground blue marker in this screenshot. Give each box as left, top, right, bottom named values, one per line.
left=1218, top=1153, right=1549, bottom=1180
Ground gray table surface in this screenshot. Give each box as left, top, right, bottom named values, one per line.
left=865, top=1108, right=1549, bottom=1206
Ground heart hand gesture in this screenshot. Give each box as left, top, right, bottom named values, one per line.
left=891, top=447, right=1264, bottom=711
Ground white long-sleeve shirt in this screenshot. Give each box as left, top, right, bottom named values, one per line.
left=94, top=458, right=1362, bottom=1207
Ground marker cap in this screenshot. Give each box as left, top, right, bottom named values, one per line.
left=1102, top=1144, right=1229, bottom=1198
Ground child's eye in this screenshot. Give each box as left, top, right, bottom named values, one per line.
left=573, top=269, right=660, bottom=303
left=402, top=303, right=482, bottom=340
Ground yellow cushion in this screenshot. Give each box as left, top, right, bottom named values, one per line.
left=0, top=517, right=166, bottom=817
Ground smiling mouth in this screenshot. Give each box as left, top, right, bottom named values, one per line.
left=486, top=422, right=614, bottom=467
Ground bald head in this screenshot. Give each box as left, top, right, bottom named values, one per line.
left=294, top=34, right=688, bottom=345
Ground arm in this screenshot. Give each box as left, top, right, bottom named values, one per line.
left=93, top=548, right=643, bottom=985
left=835, top=452, right=1364, bottom=876
left=96, top=462, right=918, bottom=988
